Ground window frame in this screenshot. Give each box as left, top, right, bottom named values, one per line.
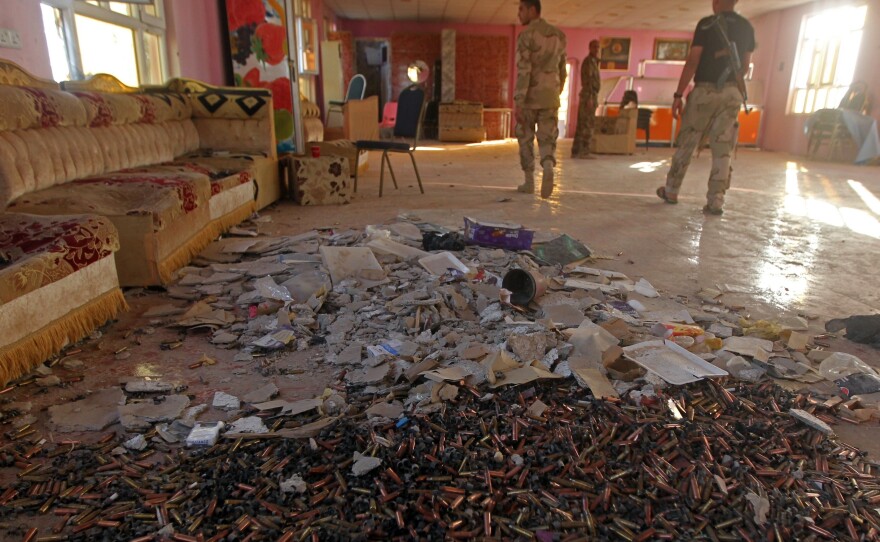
left=787, top=4, right=867, bottom=116
left=40, top=0, right=168, bottom=86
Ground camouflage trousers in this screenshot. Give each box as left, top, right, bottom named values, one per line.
left=570, top=93, right=597, bottom=157
left=516, top=108, right=559, bottom=173
left=664, top=84, right=742, bottom=208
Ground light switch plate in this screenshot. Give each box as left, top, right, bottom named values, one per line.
left=0, top=29, right=22, bottom=49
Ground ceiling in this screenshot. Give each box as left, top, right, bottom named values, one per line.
left=322, top=0, right=817, bottom=30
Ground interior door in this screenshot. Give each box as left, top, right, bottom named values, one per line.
left=321, top=40, right=344, bottom=125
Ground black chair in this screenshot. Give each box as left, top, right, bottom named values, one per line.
left=637, top=108, right=653, bottom=148
left=354, top=85, right=427, bottom=197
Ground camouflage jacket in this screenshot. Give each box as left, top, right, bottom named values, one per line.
left=515, top=18, right=567, bottom=110
left=580, top=55, right=601, bottom=99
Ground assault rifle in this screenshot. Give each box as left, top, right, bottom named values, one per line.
left=704, top=15, right=751, bottom=114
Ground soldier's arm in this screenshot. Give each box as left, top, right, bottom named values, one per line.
left=671, top=45, right=701, bottom=117
left=739, top=50, right=753, bottom=80
left=580, top=60, right=589, bottom=90
left=558, top=44, right=568, bottom=93
left=514, top=33, right=531, bottom=108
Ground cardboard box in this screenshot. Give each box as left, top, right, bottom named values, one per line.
left=439, top=126, right=485, bottom=142
left=440, top=102, right=483, bottom=125
left=464, top=217, right=534, bottom=250
left=439, top=102, right=484, bottom=142
left=604, top=355, right=644, bottom=382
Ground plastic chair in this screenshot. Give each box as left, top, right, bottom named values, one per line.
left=838, top=81, right=869, bottom=115
left=354, top=86, right=426, bottom=197
left=807, top=109, right=853, bottom=161
left=379, top=101, right=398, bottom=129
left=326, top=74, right=367, bottom=124
left=637, top=108, right=653, bottom=147
left=806, top=82, right=868, bottom=161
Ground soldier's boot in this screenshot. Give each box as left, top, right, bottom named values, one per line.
left=517, top=171, right=535, bottom=193
left=540, top=161, right=555, bottom=199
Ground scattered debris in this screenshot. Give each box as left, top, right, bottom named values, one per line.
left=212, top=391, right=241, bottom=411
left=47, top=388, right=125, bottom=432
left=2, top=215, right=879, bottom=542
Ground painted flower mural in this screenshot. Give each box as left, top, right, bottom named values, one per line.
left=226, top=0, right=295, bottom=152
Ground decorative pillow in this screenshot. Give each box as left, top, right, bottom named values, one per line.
left=73, top=91, right=141, bottom=127
left=189, top=89, right=272, bottom=120
left=144, top=92, right=193, bottom=122
left=0, top=86, right=88, bottom=132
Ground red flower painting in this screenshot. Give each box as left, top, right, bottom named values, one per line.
left=227, top=0, right=265, bottom=30
left=253, top=23, right=287, bottom=66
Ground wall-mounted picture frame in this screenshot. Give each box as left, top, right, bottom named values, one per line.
left=654, top=38, right=691, bottom=61
left=599, top=37, right=631, bottom=71
left=296, top=17, right=319, bottom=75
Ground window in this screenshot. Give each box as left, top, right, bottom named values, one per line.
left=40, top=0, right=168, bottom=87
left=788, top=4, right=867, bottom=115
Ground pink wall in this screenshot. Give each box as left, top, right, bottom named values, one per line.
left=753, top=0, right=880, bottom=155
left=165, top=0, right=227, bottom=85
left=338, top=18, right=690, bottom=136
left=0, top=0, right=52, bottom=79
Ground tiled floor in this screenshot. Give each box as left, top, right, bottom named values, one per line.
left=3, top=138, right=878, bottom=469
left=269, top=139, right=880, bottom=321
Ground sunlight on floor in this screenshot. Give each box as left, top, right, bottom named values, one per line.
left=465, top=139, right=514, bottom=147
left=782, top=162, right=880, bottom=239
left=415, top=146, right=448, bottom=152
left=629, top=160, right=667, bottom=173
left=848, top=179, right=880, bottom=215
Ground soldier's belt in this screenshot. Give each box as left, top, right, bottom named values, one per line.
left=695, top=81, right=738, bottom=88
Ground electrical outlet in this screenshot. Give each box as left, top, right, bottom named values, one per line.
left=0, top=29, right=22, bottom=50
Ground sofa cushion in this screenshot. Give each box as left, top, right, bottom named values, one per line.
left=0, top=126, right=106, bottom=208
left=0, top=86, right=88, bottom=132
left=73, top=91, right=195, bottom=127
left=0, top=121, right=201, bottom=210
left=0, top=213, right=119, bottom=300
left=147, top=92, right=194, bottom=122
left=118, top=157, right=255, bottom=197
left=9, top=171, right=211, bottom=231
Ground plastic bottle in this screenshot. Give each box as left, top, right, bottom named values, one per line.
left=818, top=352, right=878, bottom=380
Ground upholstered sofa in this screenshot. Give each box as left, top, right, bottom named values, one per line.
left=0, top=62, right=279, bottom=287
left=0, top=212, right=125, bottom=385
left=0, top=60, right=280, bottom=384
left=302, top=97, right=324, bottom=143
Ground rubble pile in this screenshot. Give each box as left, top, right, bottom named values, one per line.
left=2, top=214, right=880, bottom=541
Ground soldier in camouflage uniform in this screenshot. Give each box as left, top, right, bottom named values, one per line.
left=656, top=0, right=754, bottom=215
left=514, top=0, right=568, bottom=199
left=571, top=40, right=601, bottom=159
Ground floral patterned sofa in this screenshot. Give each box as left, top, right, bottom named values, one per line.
left=0, top=212, right=125, bottom=385
left=0, top=61, right=278, bottom=384
left=0, top=61, right=279, bottom=286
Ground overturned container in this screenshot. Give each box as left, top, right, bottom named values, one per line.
left=502, top=268, right=547, bottom=306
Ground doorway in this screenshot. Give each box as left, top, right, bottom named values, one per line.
left=558, top=60, right=574, bottom=137
left=355, top=39, right=391, bottom=122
